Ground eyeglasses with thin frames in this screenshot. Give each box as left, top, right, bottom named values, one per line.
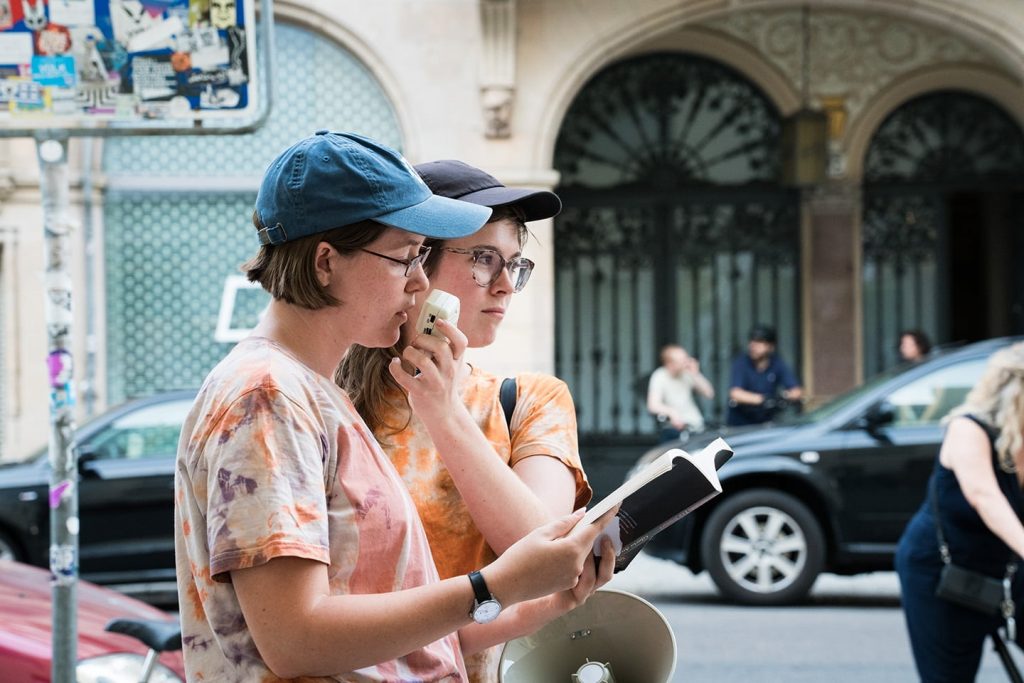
left=360, top=245, right=432, bottom=277
left=441, top=247, right=535, bottom=293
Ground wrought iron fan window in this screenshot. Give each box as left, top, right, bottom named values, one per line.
left=555, top=53, right=781, bottom=190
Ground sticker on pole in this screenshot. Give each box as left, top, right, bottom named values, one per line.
left=0, top=0, right=258, bottom=127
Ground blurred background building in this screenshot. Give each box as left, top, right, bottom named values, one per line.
left=1, top=0, right=1022, bottom=478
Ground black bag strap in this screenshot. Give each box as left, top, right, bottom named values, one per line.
left=931, top=415, right=1020, bottom=571
left=929, top=475, right=954, bottom=565
left=499, top=377, right=517, bottom=433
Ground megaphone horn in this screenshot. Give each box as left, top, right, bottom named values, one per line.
left=499, top=589, right=677, bottom=683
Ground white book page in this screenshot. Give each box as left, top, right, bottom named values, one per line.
left=582, top=437, right=729, bottom=525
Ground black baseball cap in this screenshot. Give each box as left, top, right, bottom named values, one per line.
left=414, top=159, right=562, bottom=222
left=749, top=324, right=778, bottom=344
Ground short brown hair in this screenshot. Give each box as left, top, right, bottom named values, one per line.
left=242, top=211, right=387, bottom=309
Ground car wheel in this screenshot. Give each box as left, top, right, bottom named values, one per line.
left=700, top=489, right=824, bottom=605
left=0, top=529, right=23, bottom=562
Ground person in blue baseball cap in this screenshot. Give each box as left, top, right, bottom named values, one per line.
left=173, top=131, right=617, bottom=682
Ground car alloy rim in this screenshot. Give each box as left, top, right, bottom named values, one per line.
left=719, top=505, right=807, bottom=594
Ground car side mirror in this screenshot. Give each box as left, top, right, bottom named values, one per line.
left=856, top=404, right=895, bottom=435
left=75, top=447, right=100, bottom=476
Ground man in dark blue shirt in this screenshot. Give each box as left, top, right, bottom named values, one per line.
left=726, top=324, right=803, bottom=426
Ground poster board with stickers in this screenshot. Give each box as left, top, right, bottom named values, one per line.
left=0, top=0, right=258, bottom=127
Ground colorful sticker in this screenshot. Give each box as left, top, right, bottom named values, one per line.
left=35, top=23, right=72, bottom=55
left=50, top=543, right=77, bottom=585
left=0, top=1, right=13, bottom=31
left=9, top=77, right=47, bottom=112
left=47, top=349, right=73, bottom=387
left=49, top=385, right=75, bottom=411
left=0, top=32, right=31, bottom=64
left=49, top=480, right=73, bottom=509
left=49, top=0, right=96, bottom=27
left=21, top=0, right=47, bottom=32
left=208, top=0, right=234, bottom=29
left=32, top=55, right=75, bottom=87
left=131, top=53, right=176, bottom=99
left=0, top=0, right=254, bottom=121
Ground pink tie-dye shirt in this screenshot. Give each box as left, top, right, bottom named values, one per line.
left=379, top=368, right=591, bottom=683
left=174, top=337, right=467, bottom=682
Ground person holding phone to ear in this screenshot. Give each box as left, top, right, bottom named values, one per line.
left=174, top=134, right=617, bottom=682
left=339, top=160, right=610, bottom=683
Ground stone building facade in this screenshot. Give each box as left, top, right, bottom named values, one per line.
left=1, top=0, right=1023, bottom=465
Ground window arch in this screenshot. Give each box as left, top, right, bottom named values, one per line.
left=864, top=91, right=1024, bottom=185
left=555, top=52, right=782, bottom=190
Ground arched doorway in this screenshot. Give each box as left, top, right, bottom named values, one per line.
left=862, top=91, right=1024, bottom=376
left=552, top=53, right=799, bottom=490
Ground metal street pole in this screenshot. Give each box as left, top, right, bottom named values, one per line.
left=37, top=134, right=78, bottom=683
left=2, top=6, right=276, bottom=678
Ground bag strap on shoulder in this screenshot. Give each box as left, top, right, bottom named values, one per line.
left=499, top=377, right=517, bottom=433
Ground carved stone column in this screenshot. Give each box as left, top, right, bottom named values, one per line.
left=803, top=183, right=861, bottom=398
left=480, top=0, right=516, bottom=138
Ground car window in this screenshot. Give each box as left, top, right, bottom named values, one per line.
left=796, top=362, right=911, bottom=424
left=80, top=399, right=193, bottom=461
left=883, top=359, right=988, bottom=427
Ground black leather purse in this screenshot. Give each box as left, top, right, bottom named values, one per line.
left=931, top=474, right=1018, bottom=636
left=935, top=562, right=1010, bottom=615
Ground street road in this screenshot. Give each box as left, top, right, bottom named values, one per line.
left=605, top=554, right=1020, bottom=683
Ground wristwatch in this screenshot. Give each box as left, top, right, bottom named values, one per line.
left=467, top=570, right=502, bottom=624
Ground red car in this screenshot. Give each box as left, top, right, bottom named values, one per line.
left=0, top=559, right=184, bottom=682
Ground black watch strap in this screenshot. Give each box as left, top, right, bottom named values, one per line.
left=468, top=570, right=491, bottom=604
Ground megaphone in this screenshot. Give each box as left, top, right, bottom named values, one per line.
left=498, top=589, right=677, bottom=683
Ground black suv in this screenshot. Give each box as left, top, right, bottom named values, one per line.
left=635, top=337, right=1019, bottom=605
left=0, top=390, right=195, bottom=600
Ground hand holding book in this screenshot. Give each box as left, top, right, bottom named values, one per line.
left=584, top=437, right=733, bottom=572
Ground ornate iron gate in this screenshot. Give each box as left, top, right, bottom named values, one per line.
left=862, top=91, right=1024, bottom=376
left=552, top=53, right=800, bottom=492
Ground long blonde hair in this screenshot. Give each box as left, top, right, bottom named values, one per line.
left=336, top=207, right=529, bottom=438
left=947, top=341, right=1024, bottom=472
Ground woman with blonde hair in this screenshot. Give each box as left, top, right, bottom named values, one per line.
left=338, top=160, right=610, bottom=682
left=895, top=341, right=1024, bottom=682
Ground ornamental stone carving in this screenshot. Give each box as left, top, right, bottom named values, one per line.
left=704, top=10, right=995, bottom=125
left=480, top=0, right=516, bottom=138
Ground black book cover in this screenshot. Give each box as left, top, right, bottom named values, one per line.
left=584, top=437, right=733, bottom=572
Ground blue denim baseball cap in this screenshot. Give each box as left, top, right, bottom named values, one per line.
left=254, top=131, right=492, bottom=245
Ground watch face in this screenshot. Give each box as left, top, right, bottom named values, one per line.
left=473, top=599, right=501, bottom=624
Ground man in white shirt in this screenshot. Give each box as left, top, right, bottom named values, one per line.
left=647, top=344, right=715, bottom=443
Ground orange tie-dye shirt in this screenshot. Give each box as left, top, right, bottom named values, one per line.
left=380, top=367, right=592, bottom=683
left=174, top=338, right=467, bottom=682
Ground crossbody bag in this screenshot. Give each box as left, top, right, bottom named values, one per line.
left=931, top=466, right=1019, bottom=639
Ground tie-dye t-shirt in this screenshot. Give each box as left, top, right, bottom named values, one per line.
left=174, top=337, right=467, bottom=682
left=379, top=367, right=591, bottom=683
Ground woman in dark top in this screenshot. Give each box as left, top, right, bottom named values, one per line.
left=895, top=342, right=1024, bottom=682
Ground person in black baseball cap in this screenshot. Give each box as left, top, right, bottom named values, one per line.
left=175, top=134, right=617, bottom=682
left=726, top=323, right=804, bottom=426
left=339, top=160, right=613, bottom=683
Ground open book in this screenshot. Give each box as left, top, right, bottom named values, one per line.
left=584, top=437, right=733, bottom=572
